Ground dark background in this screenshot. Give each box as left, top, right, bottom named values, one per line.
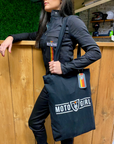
left=0, top=0, right=41, bottom=40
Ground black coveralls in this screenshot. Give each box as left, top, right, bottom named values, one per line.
left=11, top=10, right=101, bottom=144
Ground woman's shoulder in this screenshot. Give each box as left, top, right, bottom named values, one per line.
left=66, top=15, right=86, bottom=28
left=67, top=15, right=79, bottom=19
left=67, top=15, right=84, bottom=23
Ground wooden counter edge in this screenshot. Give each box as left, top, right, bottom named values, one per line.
left=0, top=40, right=114, bottom=47
left=0, top=40, right=35, bottom=46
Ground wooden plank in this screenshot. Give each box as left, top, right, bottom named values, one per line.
left=0, top=50, right=15, bottom=144
left=0, top=40, right=35, bottom=46
left=93, top=36, right=111, bottom=38
left=55, top=141, right=61, bottom=144
left=75, top=0, right=111, bottom=13
left=91, top=19, right=114, bottom=23
left=1, top=40, right=114, bottom=47
left=96, top=42, right=114, bottom=47
left=8, top=45, right=35, bottom=144
left=73, top=132, right=93, bottom=144
left=92, top=46, right=114, bottom=144
left=32, top=46, right=54, bottom=144
left=32, top=47, right=46, bottom=102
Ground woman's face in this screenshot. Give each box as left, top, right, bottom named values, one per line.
left=43, top=0, right=62, bottom=12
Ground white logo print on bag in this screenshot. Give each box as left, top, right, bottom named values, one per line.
left=55, top=97, right=91, bottom=115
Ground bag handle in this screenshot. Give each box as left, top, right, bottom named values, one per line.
left=77, top=44, right=81, bottom=58
left=54, top=17, right=68, bottom=61
left=54, top=16, right=81, bottom=61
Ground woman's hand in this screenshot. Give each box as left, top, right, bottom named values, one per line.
left=49, top=61, right=62, bottom=74
left=0, top=36, right=13, bottom=57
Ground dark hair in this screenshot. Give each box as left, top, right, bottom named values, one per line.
left=35, top=0, right=74, bottom=48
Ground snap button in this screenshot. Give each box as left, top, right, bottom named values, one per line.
left=55, top=12, right=57, bottom=14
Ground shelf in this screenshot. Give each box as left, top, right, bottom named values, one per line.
left=93, top=36, right=111, bottom=38
left=75, top=0, right=111, bottom=13
left=91, top=19, right=114, bottom=23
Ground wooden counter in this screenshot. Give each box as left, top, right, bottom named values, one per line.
left=0, top=40, right=114, bottom=144
left=1, top=40, right=114, bottom=46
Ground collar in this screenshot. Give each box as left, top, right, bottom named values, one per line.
left=51, top=10, right=60, bottom=17
left=46, top=10, right=61, bottom=29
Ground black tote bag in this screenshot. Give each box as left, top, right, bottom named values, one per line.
left=43, top=17, right=95, bottom=141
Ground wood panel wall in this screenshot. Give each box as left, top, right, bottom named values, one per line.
left=0, top=41, right=114, bottom=144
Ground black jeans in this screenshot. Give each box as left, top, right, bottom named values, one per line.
left=28, top=86, right=73, bottom=144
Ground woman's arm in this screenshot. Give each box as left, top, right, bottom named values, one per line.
left=11, top=31, right=37, bottom=43
left=61, top=15, right=101, bottom=75
left=0, top=32, right=37, bottom=57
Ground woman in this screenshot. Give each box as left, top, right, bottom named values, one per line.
left=0, top=0, right=101, bottom=144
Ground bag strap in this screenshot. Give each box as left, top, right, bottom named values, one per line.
left=54, top=17, right=68, bottom=61
left=54, top=16, right=81, bottom=61
left=77, top=44, right=81, bottom=58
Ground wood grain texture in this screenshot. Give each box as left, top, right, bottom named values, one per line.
left=0, top=50, right=15, bottom=144
left=92, top=47, right=114, bottom=144
left=32, top=47, right=45, bottom=102
left=1, top=40, right=114, bottom=47
left=8, top=45, right=35, bottom=144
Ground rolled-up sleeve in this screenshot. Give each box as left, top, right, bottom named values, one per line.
left=61, top=15, right=101, bottom=75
